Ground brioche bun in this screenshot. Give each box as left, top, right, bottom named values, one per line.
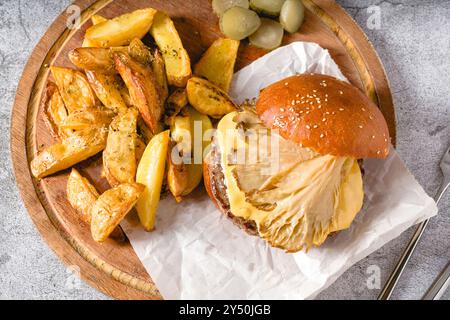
left=256, top=74, right=390, bottom=158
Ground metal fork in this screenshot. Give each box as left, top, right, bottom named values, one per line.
left=378, top=145, right=450, bottom=300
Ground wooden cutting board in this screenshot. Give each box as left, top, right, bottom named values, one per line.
left=10, top=0, right=396, bottom=300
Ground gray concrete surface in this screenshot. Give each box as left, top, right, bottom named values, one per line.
left=0, top=0, right=449, bottom=300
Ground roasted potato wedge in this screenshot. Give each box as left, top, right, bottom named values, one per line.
left=91, top=182, right=145, bottom=242
left=82, top=15, right=108, bottom=47
left=91, top=14, right=108, bottom=25
left=86, top=71, right=129, bottom=115
left=186, top=76, right=237, bottom=118
left=103, top=108, right=139, bottom=187
left=168, top=107, right=213, bottom=200
left=119, top=83, right=133, bottom=107
left=128, top=39, right=169, bottom=105
left=43, top=82, right=72, bottom=139
left=164, top=88, right=188, bottom=125
left=69, top=47, right=127, bottom=75
left=67, top=168, right=99, bottom=224
left=31, top=126, right=108, bottom=179
left=59, top=108, right=114, bottom=131
left=50, top=66, right=98, bottom=113
left=170, top=114, right=192, bottom=157
left=167, top=147, right=203, bottom=202
left=189, top=106, right=214, bottom=161
left=135, top=130, right=170, bottom=231
left=194, top=38, right=240, bottom=92
left=150, top=48, right=169, bottom=104
left=85, top=8, right=157, bottom=47
left=167, top=143, right=188, bottom=202
left=114, top=51, right=162, bottom=134
left=128, top=38, right=154, bottom=65
left=150, top=11, right=192, bottom=87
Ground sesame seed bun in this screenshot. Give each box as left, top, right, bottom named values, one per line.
left=256, top=74, right=390, bottom=158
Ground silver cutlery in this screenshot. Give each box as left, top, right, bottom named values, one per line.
left=378, top=145, right=450, bottom=300
left=422, top=261, right=450, bottom=300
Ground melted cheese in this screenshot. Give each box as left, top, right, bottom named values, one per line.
left=217, top=111, right=364, bottom=252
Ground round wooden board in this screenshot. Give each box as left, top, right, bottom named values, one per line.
left=11, top=0, right=396, bottom=300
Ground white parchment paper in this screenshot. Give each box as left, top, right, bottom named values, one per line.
left=122, top=42, right=437, bottom=300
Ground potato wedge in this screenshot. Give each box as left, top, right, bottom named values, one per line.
left=189, top=106, right=214, bottom=162
left=114, top=51, right=162, bottom=134
left=150, top=11, right=192, bottom=87
left=167, top=143, right=188, bottom=202
left=186, top=76, right=237, bottom=118
left=85, top=8, right=157, bottom=47
left=82, top=15, right=108, bottom=47
left=167, top=147, right=203, bottom=202
left=50, top=66, right=98, bottom=113
left=128, top=39, right=169, bottom=105
left=128, top=38, right=154, bottom=65
left=103, top=108, right=139, bottom=187
left=91, top=182, right=145, bottom=242
left=69, top=47, right=127, bottom=75
left=43, top=82, right=72, bottom=139
left=86, top=71, right=129, bottom=115
left=170, top=114, right=192, bottom=157
left=59, top=108, right=114, bottom=131
left=194, top=38, right=240, bottom=92
left=168, top=107, right=213, bottom=200
left=31, top=126, right=109, bottom=179
left=135, top=130, right=170, bottom=231
left=150, top=48, right=169, bottom=104
left=91, top=14, right=108, bottom=25
left=67, top=168, right=99, bottom=224
left=164, top=88, right=188, bottom=126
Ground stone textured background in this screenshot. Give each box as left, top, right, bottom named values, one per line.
left=0, top=0, right=449, bottom=300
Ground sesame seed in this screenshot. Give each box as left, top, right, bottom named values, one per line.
left=306, top=125, right=311, bottom=129
left=362, top=107, right=366, bottom=111
left=313, top=125, right=318, bottom=128
left=280, top=108, right=285, bottom=112
left=369, top=116, right=374, bottom=120
left=372, top=135, right=375, bottom=139
left=317, top=105, right=322, bottom=109
left=322, top=118, right=327, bottom=122
left=339, top=90, right=344, bottom=95
left=377, top=151, right=381, bottom=155
left=296, top=94, right=300, bottom=98
left=358, top=125, right=363, bottom=129
left=313, top=90, right=317, bottom=93
left=339, top=108, right=344, bottom=111
left=306, top=111, right=310, bottom=114
left=384, top=138, right=388, bottom=142
left=285, top=82, right=289, bottom=86
left=320, top=134, right=325, bottom=138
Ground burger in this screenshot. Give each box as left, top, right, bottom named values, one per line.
left=204, top=74, right=390, bottom=252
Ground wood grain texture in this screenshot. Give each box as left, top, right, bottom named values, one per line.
left=10, top=0, right=396, bottom=300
